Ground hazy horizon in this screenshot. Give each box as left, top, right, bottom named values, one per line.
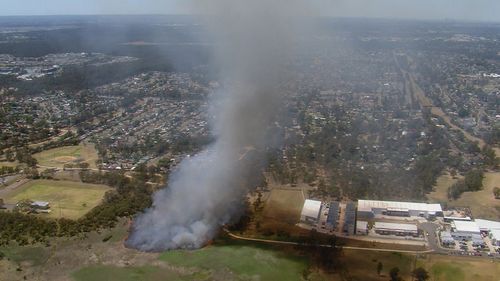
left=0, top=0, right=499, bottom=23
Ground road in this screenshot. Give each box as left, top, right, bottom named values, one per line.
left=418, top=222, right=443, bottom=253
left=0, top=177, right=29, bottom=198
left=224, top=229, right=434, bottom=254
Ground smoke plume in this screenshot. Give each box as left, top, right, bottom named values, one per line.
left=126, top=0, right=313, bottom=251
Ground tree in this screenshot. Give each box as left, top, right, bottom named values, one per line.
left=412, top=267, right=430, bottom=281
left=377, top=261, right=383, bottom=276
left=389, top=267, right=402, bottom=281
left=494, top=187, right=500, bottom=199
left=482, top=145, right=499, bottom=168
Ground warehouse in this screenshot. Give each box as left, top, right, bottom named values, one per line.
left=343, top=202, right=356, bottom=235
left=451, top=221, right=481, bottom=240
left=326, top=201, right=340, bottom=229
left=490, top=229, right=500, bottom=246
left=356, top=221, right=368, bottom=235
left=440, top=231, right=455, bottom=245
left=357, top=200, right=443, bottom=219
left=300, top=199, right=322, bottom=226
left=374, top=222, right=418, bottom=237
left=475, top=219, right=500, bottom=234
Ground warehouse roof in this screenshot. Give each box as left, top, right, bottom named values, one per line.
left=357, top=200, right=442, bottom=213
left=490, top=229, right=500, bottom=241
left=301, top=199, right=322, bottom=219
left=453, top=221, right=480, bottom=233
left=475, top=219, right=500, bottom=232
left=374, top=222, right=417, bottom=232
left=356, top=221, right=368, bottom=230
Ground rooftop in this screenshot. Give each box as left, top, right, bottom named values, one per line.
left=475, top=219, right=500, bottom=231
left=301, top=199, right=322, bottom=220
left=490, top=229, right=500, bottom=240
left=356, top=221, right=368, bottom=229
left=357, top=199, right=442, bottom=213
left=453, top=221, right=480, bottom=233
left=374, top=222, right=417, bottom=232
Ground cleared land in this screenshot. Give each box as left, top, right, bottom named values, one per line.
left=428, top=172, right=500, bottom=220
left=2, top=179, right=111, bottom=219
left=33, top=143, right=99, bottom=169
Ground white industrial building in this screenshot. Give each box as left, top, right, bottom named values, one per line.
left=490, top=229, right=500, bottom=246
left=440, top=231, right=454, bottom=245
left=374, top=222, right=418, bottom=237
left=475, top=219, right=500, bottom=234
left=356, top=221, right=368, bottom=235
left=451, top=221, right=481, bottom=240
left=300, top=199, right=322, bottom=225
left=357, top=200, right=443, bottom=219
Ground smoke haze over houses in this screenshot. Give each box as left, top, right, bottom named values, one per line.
left=125, top=0, right=313, bottom=251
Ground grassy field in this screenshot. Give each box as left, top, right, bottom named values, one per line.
left=159, top=245, right=309, bottom=281
left=33, top=143, right=99, bottom=169
left=262, top=188, right=305, bottom=225
left=417, top=254, right=499, bottom=281
left=0, top=161, right=20, bottom=168
left=71, top=244, right=310, bottom=281
left=342, top=250, right=499, bottom=281
left=3, top=179, right=111, bottom=219
left=73, top=265, right=187, bottom=281
left=342, top=250, right=414, bottom=281
left=428, top=172, right=500, bottom=220
left=427, top=172, right=460, bottom=202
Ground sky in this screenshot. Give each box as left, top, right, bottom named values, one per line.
left=0, top=0, right=499, bottom=22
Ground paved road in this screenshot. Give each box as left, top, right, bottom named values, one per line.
left=0, top=177, right=29, bottom=198
left=418, top=222, right=443, bottom=253
left=224, top=229, right=434, bottom=254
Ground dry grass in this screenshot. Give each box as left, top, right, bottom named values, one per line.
left=417, top=254, right=500, bottom=281
left=452, top=172, right=500, bottom=220
left=428, top=172, right=500, bottom=220
left=427, top=173, right=460, bottom=203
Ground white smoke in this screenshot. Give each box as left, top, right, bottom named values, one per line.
left=127, top=0, right=314, bottom=251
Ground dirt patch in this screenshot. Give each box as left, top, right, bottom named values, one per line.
left=54, top=156, right=78, bottom=163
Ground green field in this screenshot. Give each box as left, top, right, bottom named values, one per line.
left=418, top=255, right=499, bottom=281
left=342, top=250, right=414, bottom=281
left=342, top=250, right=499, bottom=281
left=73, top=265, right=187, bottom=281
left=33, top=143, right=99, bottom=169
left=159, top=245, right=309, bottom=281
left=3, top=179, right=111, bottom=219
left=71, top=245, right=310, bottom=281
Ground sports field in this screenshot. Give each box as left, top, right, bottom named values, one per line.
left=33, top=143, right=99, bottom=169
left=3, top=179, right=111, bottom=219
left=262, top=188, right=305, bottom=224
